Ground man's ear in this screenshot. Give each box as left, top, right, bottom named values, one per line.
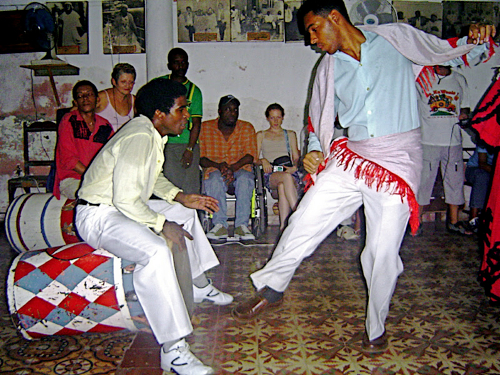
left=328, top=9, right=341, bottom=24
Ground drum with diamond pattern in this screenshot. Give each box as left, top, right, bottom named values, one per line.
left=7, top=242, right=146, bottom=340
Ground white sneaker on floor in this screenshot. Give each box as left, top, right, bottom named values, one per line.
left=161, top=339, right=214, bottom=375
left=193, top=280, right=233, bottom=305
left=234, top=224, right=255, bottom=240
left=206, top=223, right=228, bottom=240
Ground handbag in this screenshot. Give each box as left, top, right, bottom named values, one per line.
left=272, top=155, right=293, bottom=167
left=271, top=129, right=294, bottom=167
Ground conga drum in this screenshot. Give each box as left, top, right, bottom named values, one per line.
left=5, top=193, right=80, bottom=252
left=7, top=243, right=147, bottom=340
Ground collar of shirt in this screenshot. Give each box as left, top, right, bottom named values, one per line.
left=332, top=30, right=420, bottom=141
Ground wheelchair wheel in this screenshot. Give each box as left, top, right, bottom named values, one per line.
left=201, top=215, right=211, bottom=234
left=252, top=217, right=262, bottom=238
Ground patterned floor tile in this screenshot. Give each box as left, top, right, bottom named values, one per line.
left=1, top=222, right=500, bottom=374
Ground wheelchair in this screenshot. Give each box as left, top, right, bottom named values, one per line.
left=200, top=165, right=268, bottom=239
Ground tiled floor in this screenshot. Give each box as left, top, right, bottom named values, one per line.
left=1, top=220, right=500, bottom=375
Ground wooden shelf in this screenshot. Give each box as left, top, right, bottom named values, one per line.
left=21, top=62, right=79, bottom=106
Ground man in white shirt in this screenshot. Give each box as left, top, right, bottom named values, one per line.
left=232, top=0, right=494, bottom=355
left=75, top=78, right=232, bottom=375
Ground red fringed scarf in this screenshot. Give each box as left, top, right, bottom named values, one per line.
left=304, top=137, right=420, bottom=235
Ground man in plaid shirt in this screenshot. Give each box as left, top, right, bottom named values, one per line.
left=200, top=95, right=258, bottom=241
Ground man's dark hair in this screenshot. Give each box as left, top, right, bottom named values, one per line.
left=72, top=80, right=98, bottom=100
left=111, top=63, right=137, bottom=81
left=135, top=78, right=187, bottom=120
left=297, top=0, right=351, bottom=35
left=168, top=47, right=189, bottom=64
left=265, top=103, right=285, bottom=118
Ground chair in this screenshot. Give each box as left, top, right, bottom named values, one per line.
left=200, top=165, right=268, bottom=239
left=8, top=120, right=57, bottom=203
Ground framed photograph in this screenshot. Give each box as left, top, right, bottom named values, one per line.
left=177, top=0, right=229, bottom=42
left=231, top=0, right=284, bottom=42
left=284, top=0, right=303, bottom=42
left=47, top=2, right=89, bottom=54
left=393, top=1, right=443, bottom=38
left=102, top=0, right=145, bottom=54
left=442, top=2, right=500, bottom=39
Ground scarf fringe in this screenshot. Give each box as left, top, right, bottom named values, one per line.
left=304, top=138, right=420, bottom=235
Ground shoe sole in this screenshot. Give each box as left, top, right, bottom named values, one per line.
left=231, top=300, right=284, bottom=322
left=194, top=297, right=233, bottom=305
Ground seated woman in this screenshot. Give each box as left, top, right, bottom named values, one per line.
left=96, top=63, right=136, bottom=131
left=257, top=103, right=301, bottom=231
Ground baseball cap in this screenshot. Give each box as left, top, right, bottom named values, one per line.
left=218, top=95, right=240, bottom=109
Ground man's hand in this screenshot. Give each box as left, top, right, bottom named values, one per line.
left=219, top=162, right=235, bottom=184
left=162, top=220, right=193, bottom=252
left=181, top=149, right=194, bottom=169
left=468, top=23, right=496, bottom=44
left=175, top=192, right=219, bottom=214
left=303, top=151, right=325, bottom=174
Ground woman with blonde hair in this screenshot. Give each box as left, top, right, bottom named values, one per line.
left=96, top=62, right=136, bottom=131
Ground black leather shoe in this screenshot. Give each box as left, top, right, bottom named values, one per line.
left=231, top=294, right=283, bottom=321
left=362, top=331, right=388, bottom=354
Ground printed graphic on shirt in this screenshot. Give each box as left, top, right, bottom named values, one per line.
left=69, top=114, right=112, bottom=143
left=427, top=90, right=459, bottom=117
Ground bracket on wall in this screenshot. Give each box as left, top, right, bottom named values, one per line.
left=21, top=62, right=79, bottom=107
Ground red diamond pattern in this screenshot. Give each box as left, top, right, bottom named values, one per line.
left=58, top=292, right=91, bottom=315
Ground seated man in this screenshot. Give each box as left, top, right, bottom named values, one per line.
left=75, top=78, right=232, bottom=375
left=465, top=140, right=495, bottom=231
left=199, top=95, right=258, bottom=241
left=54, top=80, right=114, bottom=200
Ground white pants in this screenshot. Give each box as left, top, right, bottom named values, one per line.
left=250, top=158, right=410, bottom=340
left=75, top=200, right=220, bottom=344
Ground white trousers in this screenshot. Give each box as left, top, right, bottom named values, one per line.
left=75, top=200, right=220, bottom=344
left=250, top=158, right=410, bottom=340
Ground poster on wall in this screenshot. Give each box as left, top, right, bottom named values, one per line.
left=46, top=2, right=89, bottom=54
left=177, top=0, right=230, bottom=42
left=177, top=0, right=285, bottom=42
left=393, top=1, right=443, bottom=37
left=102, top=0, right=145, bottom=54
left=442, top=2, right=500, bottom=39
left=230, top=0, right=284, bottom=42
left=284, top=0, right=303, bottom=42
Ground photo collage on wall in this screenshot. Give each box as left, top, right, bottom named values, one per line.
left=102, top=0, right=145, bottom=54
left=177, top=0, right=305, bottom=43
left=46, top=2, right=89, bottom=54
left=393, top=1, right=500, bottom=39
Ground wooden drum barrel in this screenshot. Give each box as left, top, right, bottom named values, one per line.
left=5, top=193, right=80, bottom=252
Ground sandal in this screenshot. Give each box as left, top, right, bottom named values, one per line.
left=337, top=225, right=361, bottom=240
left=447, top=221, right=473, bottom=236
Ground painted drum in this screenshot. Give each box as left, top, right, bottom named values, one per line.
left=7, top=242, right=147, bottom=340
left=5, top=193, right=80, bottom=252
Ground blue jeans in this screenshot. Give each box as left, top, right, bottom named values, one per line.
left=465, top=166, right=491, bottom=210
left=203, top=169, right=254, bottom=228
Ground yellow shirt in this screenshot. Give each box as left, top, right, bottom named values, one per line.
left=78, top=115, right=182, bottom=233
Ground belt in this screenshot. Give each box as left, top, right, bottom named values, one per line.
left=76, top=199, right=100, bottom=206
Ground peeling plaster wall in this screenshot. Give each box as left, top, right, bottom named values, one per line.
left=0, top=0, right=499, bottom=217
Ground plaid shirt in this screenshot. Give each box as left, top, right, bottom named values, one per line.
left=200, top=118, right=257, bottom=179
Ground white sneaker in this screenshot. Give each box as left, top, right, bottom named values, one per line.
left=193, top=280, right=233, bottom=305
left=161, top=339, right=214, bottom=375
left=206, top=223, right=228, bottom=240
left=234, top=225, right=255, bottom=240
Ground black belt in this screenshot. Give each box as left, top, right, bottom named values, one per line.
left=77, top=199, right=100, bottom=206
